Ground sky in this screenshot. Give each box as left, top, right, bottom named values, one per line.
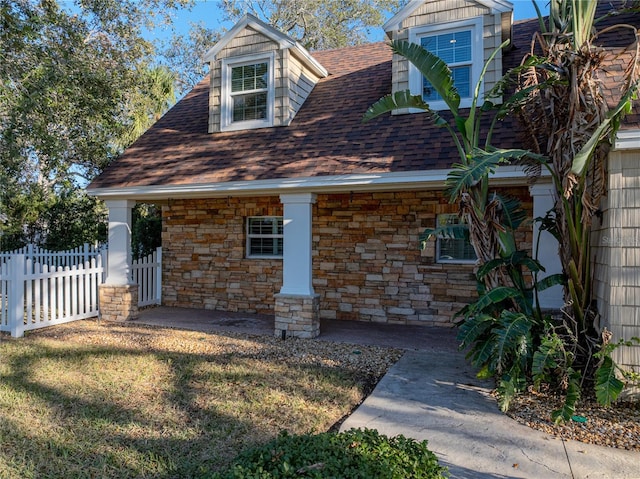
left=149, top=0, right=546, bottom=44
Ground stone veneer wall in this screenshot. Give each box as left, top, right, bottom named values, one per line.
left=162, top=188, right=532, bottom=326
left=98, top=284, right=139, bottom=321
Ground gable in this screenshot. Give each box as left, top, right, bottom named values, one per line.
left=204, top=15, right=327, bottom=134
left=386, top=0, right=513, bottom=111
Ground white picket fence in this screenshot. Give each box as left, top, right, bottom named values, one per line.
left=132, top=248, right=162, bottom=307
left=0, top=245, right=161, bottom=337
left=0, top=243, right=103, bottom=269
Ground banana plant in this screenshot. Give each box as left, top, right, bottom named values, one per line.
left=363, top=39, right=545, bottom=291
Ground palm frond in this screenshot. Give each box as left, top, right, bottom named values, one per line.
left=571, top=85, right=638, bottom=176
left=362, top=90, right=430, bottom=122
left=445, top=148, right=533, bottom=200
left=595, top=356, right=625, bottom=407
left=494, top=311, right=532, bottom=374
left=389, top=40, right=461, bottom=115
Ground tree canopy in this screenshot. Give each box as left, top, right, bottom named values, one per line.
left=0, top=0, right=189, bottom=249
left=163, top=0, right=406, bottom=97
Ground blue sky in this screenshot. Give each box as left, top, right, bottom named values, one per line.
left=150, top=0, right=546, bottom=43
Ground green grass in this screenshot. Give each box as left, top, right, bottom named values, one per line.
left=0, top=321, right=401, bottom=479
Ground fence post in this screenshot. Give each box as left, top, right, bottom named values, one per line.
left=9, top=254, right=25, bottom=338
left=155, top=247, right=162, bottom=305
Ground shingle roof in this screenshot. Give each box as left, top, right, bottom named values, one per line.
left=88, top=3, right=639, bottom=192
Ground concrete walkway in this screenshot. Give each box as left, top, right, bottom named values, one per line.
left=340, top=349, right=640, bottom=479
left=135, top=308, right=639, bottom=479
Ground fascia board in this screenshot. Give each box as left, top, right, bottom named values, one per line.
left=615, top=129, right=640, bottom=150
left=87, top=166, right=530, bottom=201
left=203, top=14, right=294, bottom=63
left=383, top=0, right=513, bottom=32
left=202, top=14, right=327, bottom=78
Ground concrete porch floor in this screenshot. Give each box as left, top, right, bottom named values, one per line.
left=135, top=306, right=459, bottom=351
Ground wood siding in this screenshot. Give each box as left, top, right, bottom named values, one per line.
left=594, top=148, right=640, bottom=393
left=208, top=26, right=321, bottom=133
left=390, top=0, right=504, bottom=110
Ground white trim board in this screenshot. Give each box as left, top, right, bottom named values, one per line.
left=87, top=166, right=532, bottom=201
left=383, top=0, right=513, bottom=32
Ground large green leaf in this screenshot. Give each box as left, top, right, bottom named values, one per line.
left=494, top=311, right=532, bottom=373
left=571, top=0, right=597, bottom=47
left=362, top=90, right=430, bottom=122
left=457, top=314, right=495, bottom=350
left=571, top=86, right=638, bottom=176
left=419, top=223, right=469, bottom=250
left=497, top=365, right=527, bottom=412
left=535, top=273, right=566, bottom=292
left=551, top=369, right=581, bottom=424
left=595, top=356, right=625, bottom=407
left=445, top=148, right=534, bottom=200
left=390, top=40, right=460, bottom=115
left=476, top=252, right=543, bottom=280
left=467, top=334, right=497, bottom=370
left=469, top=286, right=522, bottom=313
left=532, top=334, right=563, bottom=383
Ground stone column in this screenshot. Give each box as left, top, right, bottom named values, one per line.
left=99, top=199, right=139, bottom=321
left=529, top=183, right=564, bottom=310
left=275, top=193, right=319, bottom=338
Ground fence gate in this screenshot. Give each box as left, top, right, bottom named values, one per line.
left=0, top=245, right=162, bottom=337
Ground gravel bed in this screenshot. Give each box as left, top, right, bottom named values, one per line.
left=507, top=386, right=640, bottom=451
left=22, top=320, right=404, bottom=389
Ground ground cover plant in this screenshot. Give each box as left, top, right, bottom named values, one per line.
left=0, top=321, right=402, bottom=478
left=214, top=428, right=447, bottom=478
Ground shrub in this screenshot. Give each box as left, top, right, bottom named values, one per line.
left=212, top=428, right=447, bottom=478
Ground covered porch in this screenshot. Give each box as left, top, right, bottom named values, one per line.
left=134, top=306, right=459, bottom=351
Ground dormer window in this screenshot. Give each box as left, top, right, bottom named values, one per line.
left=221, top=52, right=275, bottom=131
left=409, top=18, right=483, bottom=110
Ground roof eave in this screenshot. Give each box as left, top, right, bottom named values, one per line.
left=87, top=166, right=532, bottom=202
left=383, top=0, right=514, bottom=32
left=202, top=13, right=327, bottom=78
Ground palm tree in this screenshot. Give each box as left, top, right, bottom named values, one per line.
left=364, top=41, right=540, bottom=294
left=518, top=0, right=639, bottom=373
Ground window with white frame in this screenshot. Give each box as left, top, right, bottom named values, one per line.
left=221, top=53, right=275, bottom=131
left=409, top=19, right=483, bottom=110
left=436, top=214, right=477, bottom=263
left=246, top=216, right=283, bottom=258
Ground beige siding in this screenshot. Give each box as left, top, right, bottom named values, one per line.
left=390, top=0, right=504, bottom=111
left=288, top=51, right=321, bottom=123
left=482, top=13, right=503, bottom=94
left=594, top=149, right=640, bottom=395
left=208, top=26, right=321, bottom=132
left=208, top=26, right=284, bottom=133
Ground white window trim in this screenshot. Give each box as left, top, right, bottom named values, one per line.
left=409, top=18, right=484, bottom=111
left=246, top=216, right=283, bottom=259
left=435, top=214, right=478, bottom=264
left=221, top=52, right=275, bottom=132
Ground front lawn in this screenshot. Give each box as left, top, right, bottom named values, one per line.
left=0, top=321, right=402, bottom=478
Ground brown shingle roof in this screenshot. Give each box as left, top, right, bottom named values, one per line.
left=88, top=3, right=639, bottom=191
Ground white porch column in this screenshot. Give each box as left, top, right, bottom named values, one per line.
left=104, top=199, right=135, bottom=285
left=279, top=193, right=316, bottom=296
left=99, top=199, right=139, bottom=322
left=275, top=193, right=319, bottom=338
left=530, top=183, right=564, bottom=309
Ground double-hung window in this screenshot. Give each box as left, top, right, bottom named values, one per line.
left=436, top=214, right=477, bottom=264
left=410, top=18, right=483, bottom=110
left=221, top=52, right=275, bottom=131
left=246, top=217, right=283, bottom=258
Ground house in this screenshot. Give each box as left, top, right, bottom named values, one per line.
left=87, top=0, right=640, bottom=376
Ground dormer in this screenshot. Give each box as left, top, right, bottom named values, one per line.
left=203, top=14, right=328, bottom=133
left=383, top=0, right=513, bottom=110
